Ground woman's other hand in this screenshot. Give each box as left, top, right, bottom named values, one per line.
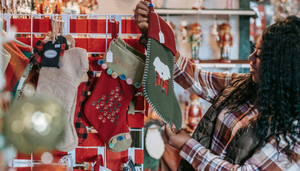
left=164, top=124, right=191, bottom=150
left=134, top=1, right=150, bottom=36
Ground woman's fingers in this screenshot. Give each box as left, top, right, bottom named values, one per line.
left=134, top=1, right=150, bottom=35
left=135, top=1, right=150, bottom=16
left=164, top=124, right=173, bottom=136
left=172, top=123, right=180, bottom=133
left=136, top=8, right=149, bottom=17
left=164, top=124, right=191, bottom=150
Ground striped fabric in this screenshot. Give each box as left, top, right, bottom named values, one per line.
left=174, top=54, right=300, bottom=170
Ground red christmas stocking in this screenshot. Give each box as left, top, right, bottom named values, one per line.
left=84, top=37, right=146, bottom=152
left=84, top=65, right=136, bottom=152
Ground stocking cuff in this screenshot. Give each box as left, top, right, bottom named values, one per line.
left=108, top=132, right=132, bottom=153
left=102, top=39, right=146, bottom=88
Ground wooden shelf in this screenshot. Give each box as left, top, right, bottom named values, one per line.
left=155, top=8, right=256, bottom=16
left=193, top=59, right=250, bottom=68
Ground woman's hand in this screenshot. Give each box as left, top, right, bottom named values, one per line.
left=163, top=124, right=191, bottom=150
left=134, top=1, right=150, bottom=36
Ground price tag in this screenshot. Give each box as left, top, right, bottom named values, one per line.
left=106, top=50, right=113, bottom=63
left=159, top=31, right=165, bottom=44
left=41, top=41, right=61, bottom=68
left=55, top=44, right=61, bottom=48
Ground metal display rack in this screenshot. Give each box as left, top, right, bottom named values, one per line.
left=1, top=14, right=145, bottom=171
left=155, top=8, right=256, bottom=16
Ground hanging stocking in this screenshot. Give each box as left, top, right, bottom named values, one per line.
left=142, top=3, right=182, bottom=129
left=84, top=67, right=134, bottom=152
left=36, top=48, right=89, bottom=152
left=84, top=39, right=145, bottom=152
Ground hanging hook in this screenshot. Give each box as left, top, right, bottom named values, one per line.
left=110, top=15, right=119, bottom=41
left=109, top=14, right=116, bottom=23
left=167, top=12, right=169, bottom=22
left=58, top=155, right=73, bottom=171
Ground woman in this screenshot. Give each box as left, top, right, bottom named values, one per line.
left=135, top=1, right=300, bottom=170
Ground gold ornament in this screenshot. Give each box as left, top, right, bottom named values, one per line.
left=3, top=96, right=65, bottom=154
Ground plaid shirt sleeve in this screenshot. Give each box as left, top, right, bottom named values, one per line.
left=174, top=54, right=246, bottom=103
left=180, top=137, right=300, bottom=171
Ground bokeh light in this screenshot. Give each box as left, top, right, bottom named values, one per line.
left=23, top=84, right=36, bottom=97
left=3, top=96, right=65, bottom=153
left=41, top=152, right=53, bottom=164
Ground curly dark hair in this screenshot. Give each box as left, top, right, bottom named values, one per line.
left=219, top=16, right=300, bottom=161
left=255, top=15, right=300, bottom=160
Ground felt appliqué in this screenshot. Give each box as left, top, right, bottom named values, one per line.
left=153, top=57, right=170, bottom=95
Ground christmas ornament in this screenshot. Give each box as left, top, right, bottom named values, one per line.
left=186, top=94, right=202, bottom=132
left=192, top=0, right=205, bottom=10
left=167, top=21, right=177, bottom=46
left=3, top=96, right=65, bottom=154
left=226, top=0, right=233, bottom=9
left=211, top=19, right=219, bottom=42
left=188, top=22, right=203, bottom=60
left=143, top=4, right=182, bottom=130
left=210, top=18, right=221, bottom=59
left=53, top=0, right=62, bottom=14
left=40, top=0, right=52, bottom=14
left=218, top=23, right=233, bottom=63
left=180, top=19, right=188, bottom=42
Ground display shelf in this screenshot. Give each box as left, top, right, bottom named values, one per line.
left=194, top=60, right=250, bottom=68
left=155, top=8, right=256, bottom=16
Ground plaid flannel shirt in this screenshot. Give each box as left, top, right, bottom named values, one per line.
left=174, top=55, right=300, bottom=171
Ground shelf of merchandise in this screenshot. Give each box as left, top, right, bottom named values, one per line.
left=194, top=60, right=250, bottom=68
left=155, top=8, right=256, bottom=16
